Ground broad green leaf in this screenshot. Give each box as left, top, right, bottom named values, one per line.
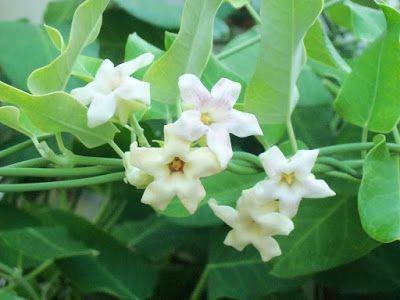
left=271, top=181, right=378, bottom=278
left=164, top=171, right=265, bottom=225
left=114, top=0, right=184, bottom=29
left=0, top=226, right=96, bottom=262
left=244, top=0, right=323, bottom=145
left=334, top=5, right=400, bottom=133
left=44, top=24, right=65, bottom=51
left=0, top=205, right=40, bottom=231
left=37, top=209, right=157, bottom=299
left=205, top=228, right=305, bottom=300
left=0, top=81, right=118, bottom=148
left=0, top=291, right=23, bottom=300
left=72, top=55, right=102, bottom=82
left=359, top=136, right=400, bottom=242
left=304, top=18, right=350, bottom=75
left=28, top=0, right=109, bottom=94
left=144, top=0, right=224, bottom=104
left=0, top=106, right=43, bottom=137
left=229, top=0, right=249, bottom=8
left=0, top=21, right=58, bottom=90
left=44, top=0, right=82, bottom=24
left=316, top=243, right=400, bottom=294
left=327, top=1, right=385, bottom=41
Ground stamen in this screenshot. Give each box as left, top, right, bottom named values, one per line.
left=281, top=172, right=295, bottom=185
left=200, top=113, right=212, bottom=126
left=168, top=157, right=185, bottom=173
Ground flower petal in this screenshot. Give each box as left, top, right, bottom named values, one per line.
left=130, top=142, right=167, bottom=177
left=224, top=229, right=248, bottom=251
left=115, top=77, right=151, bottom=105
left=208, top=199, right=238, bottom=228
left=291, top=149, right=319, bottom=177
left=276, top=189, right=302, bottom=218
left=206, top=125, right=233, bottom=168
left=254, top=212, right=294, bottom=236
left=176, top=177, right=206, bottom=214
left=185, top=148, right=221, bottom=178
left=163, top=124, right=192, bottom=159
left=178, top=74, right=211, bottom=107
left=259, top=146, right=287, bottom=179
left=71, top=82, right=96, bottom=105
left=223, top=109, right=263, bottom=137
left=87, top=93, right=117, bottom=128
left=141, top=179, right=175, bottom=211
left=115, top=53, right=154, bottom=76
left=95, top=59, right=115, bottom=82
left=300, top=175, right=336, bottom=199
left=170, top=110, right=208, bottom=141
left=252, top=237, right=282, bottom=262
left=251, top=180, right=278, bottom=201
left=210, top=78, right=241, bottom=107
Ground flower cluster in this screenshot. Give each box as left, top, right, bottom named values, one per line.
left=209, top=146, right=335, bottom=261
left=71, top=54, right=335, bottom=262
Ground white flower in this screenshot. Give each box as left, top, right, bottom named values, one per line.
left=71, top=53, right=154, bottom=128
left=123, top=151, right=152, bottom=189
left=130, top=124, right=222, bottom=214
left=253, top=146, right=336, bottom=218
left=209, top=189, right=294, bottom=262
left=171, top=74, right=263, bottom=168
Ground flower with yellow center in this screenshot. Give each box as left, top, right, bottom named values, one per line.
left=129, top=124, right=222, bottom=214
left=171, top=74, right=263, bottom=168
left=209, top=188, right=294, bottom=262
left=71, top=53, right=154, bottom=128
left=253, top=146, right=336, bottom=218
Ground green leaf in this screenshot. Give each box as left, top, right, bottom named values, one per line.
left=0, top=205, right=40, bottom=231
left=0, top=227, right=96, bottom=262
left=359, top=136, right=400, bottom=242
left=229, top=0, right=249, bottom=9
left=0, top=290, right=23, bottom=300
left=28, top=0, right=109, bottom=94
left=72, top=55, right=102, bottom=82
left=244, top=0, right=323, bottom=145
left=204, top=228, right=305, bottom=300
left=164, top=171, right=265, bottom=225
left=0, top=106, right=43, bottom=137
left=334, top=5, right=400, bottom=133
left=0, top=21, right=58, bottom=90
left=0, top=81, right=118, bottom=148
left=316, top=243, right=400, bottom=294
left=37, top=209, right=158, bottom=299
left=44, top=0, right=82, bottom=25
left=114, top=0, right=184, bottom=29
left=304, top=18, right=350, bottom=75
left=44, top=24, right=65, bottom=51
left=271, top=181, right=378, bottom=278
left=144, top=0, right=224, bottom=104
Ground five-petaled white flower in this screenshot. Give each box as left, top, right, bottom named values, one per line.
left=71, top=53, right=154, bottom=128
left=253, top=146, right=336, bottom=218
left=130, top=124, right=222, bottom=214
left=171, top=74, right=263, bottom=168
left=209, top=188, right=294, bottom=262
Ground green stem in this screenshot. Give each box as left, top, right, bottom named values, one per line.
left=233, top=151, right=262, bottom=168
left=325, top=171, right=360, bottom=182
left=109, top=141, right=125, bottom=158
left=25, top=260, right=53, bottom=282
left=0, top=166, right=121, bottom=178
left=317, top=157, right=360, bottom=178
left=70, top=155, right=123, bottom=167
left=0, top=172, right=125, bottom=193
left=245, top=2, right=261, bottom=24
left=228, top=161, right=261, bottom=175
left=287, top=118, right=298, bottom=154
left=5, top=158, right=49, bottom=168
left=130, top=115, right=150, bottom=147
left=190, top=267, right=209, bottom=300
left=361, top=127, right=368, bottom=158
left=216, top=35, right=260, bottom=60
left=0, top=140, right=34, bottom=160
left=55, top=133, right=69, bottom=155
left=393, top=126, right=400, bottom=144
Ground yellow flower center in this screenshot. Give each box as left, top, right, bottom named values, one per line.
left=168, top=157, right=185, bottom=173
left=281, top=172, right=295, bottom=185
left=200, top=113, right=212, bottom=125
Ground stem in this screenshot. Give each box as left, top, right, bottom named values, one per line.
left=228, top=161, right=261, bottom=175
left=325, top=171, right=360, bottom=182
left=0, top=140, right=34, bottom=160
left=317, top=157, right=360, bottom=178
left=5, top=158, right=49, bottom=168
left=0, top=166, right=121, bottom=178
left=245, top=2, right=261, bottom=24
left=287, top=118, right=298, bottom=154
left=393, top=126, right=400, bottom=144
left=0, top=172, right=125, bottom=193
left=55, top=133, right=69, bottom=155
left=190, top=267, right=209, bottom=300
left=109, top=141, right=125, bottom=158
left=216, top=35, right=261, bottom=60
left=361, top=127, right=368, bottom=158
left=70, top=155, right=123, bottom=167
left=233, top=151, right=262, bottom=168
left=130, top=115, right=150, bottom=147
left=25, top=260, right=53, bottom=282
